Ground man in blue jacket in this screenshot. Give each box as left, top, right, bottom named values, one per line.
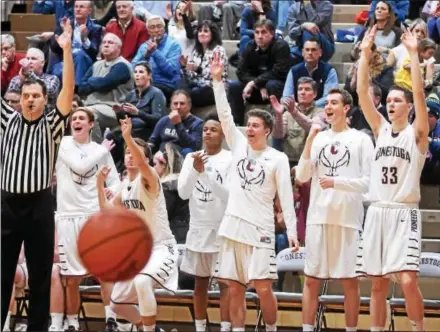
left=149, top=90, right=203, bottom=156
left=32, top=0, right=75, bottom=31
left=422, top=98, right=440, bottom=185
left=50, top=0, right=102, bottom=85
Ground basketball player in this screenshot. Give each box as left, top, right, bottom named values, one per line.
left=295, top=89, right=374, bottom=331
left=210, top=52, right=300, bottom=332
left=356, top=26, right=429, bottom=332
left=97, top=117, right=178, bottom=332
left=178, top=113, right=232, bottom=332
left=54, top=107, right=120, bottom=331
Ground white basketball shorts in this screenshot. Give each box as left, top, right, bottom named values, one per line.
left=56, top=214, right=91, bottom=277
left=111, top=239, right=179, bottom=305
left=180, top=249, right=218, bottom=278
left=214, top=238, right=277, bottom=286
left=305, top=224, right=360, bottom=279
left=357, top=203, right=421, bottom=277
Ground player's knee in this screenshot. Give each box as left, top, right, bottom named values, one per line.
left=228, top=282, right=246, bottom=298
left=65, top=277, right=81, bottom=288
left=399, top=273, right=418, bottom=292
left=194, top=277, right=209, bottom=295
left=134, top=274, right=155, bottom=292
left=254, top=280, right=274, bottom=297
left=304, top=276, right=321, bottom=290
left=371, top=278, right=389, bottom=295
left=51, top=265, right=61, bottom=280
left=110, top=301, right=122, bottom=315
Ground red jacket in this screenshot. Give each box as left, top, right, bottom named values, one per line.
left=105, top=17, right=149, bottom=62
left=1, top=52, right=25, bottom=95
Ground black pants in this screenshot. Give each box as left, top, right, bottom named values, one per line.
left=1, top=188, right=55, bottom=331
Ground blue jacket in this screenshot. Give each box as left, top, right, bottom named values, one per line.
left=132, top=34, right=181, bottom=90
left=51, top=17, right=103, bottom=61
left=148, top=114, right=203, bottom=153
left=240, top=6, right=277, bottom=38
left=429, top=120, right=440, bottom=159
left=32, top=0, right=74, bottom=30
left=368, top=0, right=409, bottom=23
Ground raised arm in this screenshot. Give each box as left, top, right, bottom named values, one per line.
left=401, top=27, right=429, bottom=154
left=97, top=165, right=122, bottom=210
left=120, top=116, right=160, bottom=194
left=177, top=152, right=199, bottom=200
left=296, top=124, right=321, bottom=183
left=357, top=25, right=383, bottom=137
left=55, top=18, right=75, bottom=116
left=210, top=52, right=247, bottom=152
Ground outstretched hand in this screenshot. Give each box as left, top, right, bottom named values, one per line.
left=120, top=116, right=133, bottom=139
left=359, top=25, right=377, bottom=57
left=210, top=51, right=224, bottom=82
left=401, top=25, right=418, bottom=54
left=55, top=17, right=72, bottom=49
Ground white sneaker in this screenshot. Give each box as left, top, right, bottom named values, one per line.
left=14, top=324, right=27, bottom=331
left=48, top=325, right=60, bottom=331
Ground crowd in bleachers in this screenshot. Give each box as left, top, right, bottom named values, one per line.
left=1, top=0, right=440, bottom=330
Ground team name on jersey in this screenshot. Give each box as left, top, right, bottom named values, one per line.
left=123, top=199, right=146, bottom=211
left=375, top=146, right=411, bottom=163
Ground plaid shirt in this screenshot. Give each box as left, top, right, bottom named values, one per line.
left=7, top=71, right=60, bottom=108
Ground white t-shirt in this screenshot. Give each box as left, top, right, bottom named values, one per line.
left=56, top=136, right=120, bottom=215
left=369, top=118, right=425, bottom=204
left=213, top=81, right=297, bottom=249
left=121, top=173, right=175, bottom=244
left=390, top=44, right=436, bottom=75
left=296, top=128, right=373, bottom=230
left=178, top=149, right=232, bottom=252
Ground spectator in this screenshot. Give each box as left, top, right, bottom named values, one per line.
left=287, top=0, right=335, bottom=62
left=348, top=83, right=389, bottom=142
left=274, top=0, right=294, bottom=36
left=229, top=19, right=294, bottom=125
left=239, top=0, right=277, bottom=53
left=198, top=1, right=246, bottom=40
left=149, top=90, right=203, bottom=155
left=3, top=89, right=21, bottom=113
left=283, top=38, right=338, bottom=108
left=105, top=0, right=149, bottom=62
left=133, top=0, right=173, bottom=21
left=32, top=0, right=74, bottom=30
left=395, top=38, right=437, bottom=91
left=426, top=1, right=440, bottom=43
left=1, top=34, right=25, bottom=96
left=50, top=1, right=103, bottom=85
left=368, top=0, right=409, bottom=23
left=421, top=96, right=440, bottom=185
left=271, top=77, right=326, bottom=165
left=180, top=20, right=228, bottom=108
left=7, top=48, right=60, bottom=109
left=168, top=1, right=196, bottom=57
left=345, top=45, right=394, bottom=107
left=387, top=19, right=429, bottom=74
left=71, top=94, right=84, bottom=112
left=119, top=62, right=167, bottom=142
left=78, top=33, right=134, bottom=143
left=132, top=15, right=182, bottom=102
left=352, top=1, right=401, bottom=60
left=153, top=142, right=190, bottom=244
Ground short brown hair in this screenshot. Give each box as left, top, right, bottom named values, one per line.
left=70, top=107, right=95, bottom=122
left=124, top=137, right=151, bottom=160
left=328, top=88, right=353, bottom=108
left=418, top=38, right=437, bottom=53
left=247, top=109, right=274, bottom=134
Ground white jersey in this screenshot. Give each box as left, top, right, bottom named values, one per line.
left=56, top=136, right=120, bottom=215
left=369, top=119, right=425, bottom=204
left=121, top=173, right=175, bottom=244
left=178, top=149, right=232, bottom=252
left=213, top=81, right=297, bottom=249
left=296, top=128, right=374, bottom=230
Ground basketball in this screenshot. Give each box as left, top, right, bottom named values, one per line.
left=77, top=208, right=153, bottom=282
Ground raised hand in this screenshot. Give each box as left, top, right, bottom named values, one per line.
left=401, top=25, right=418, bottom=54
left=122, top=103, right=140, bottom=116
left=307, top=123, right=321, bottom=141
left=210, top=51, right=224, bottom=82
left=359, top=25, right=377, bottom=57
left=270, top=95, right=284, bottom=115
left=97, top=165, right=112, bottom=186
left=55, top=17, right=72, bottom=49
left=192, top=151, right=208, bottom=173
left=120, top=116, right=133, bottom=139
left=283, top=96, right=297, bottom=116
left=102, top=138, right=115, bottom=152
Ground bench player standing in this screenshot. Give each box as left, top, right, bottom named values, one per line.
left=178, top=114, right=232, bottom=332
left=295, top=89, right=374, bottom=331
left=210, top=52, right=300, bottom=332
left=53, top=107, right=120, bottom=331
left=98, top=117, right=178, bottom=332
left=357, top=26, right=429, bottom=332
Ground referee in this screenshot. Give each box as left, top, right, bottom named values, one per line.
left=1, top=20, right=74, bottom=331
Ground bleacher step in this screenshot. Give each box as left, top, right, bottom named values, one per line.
left=9, top=13, right=55, bottom=32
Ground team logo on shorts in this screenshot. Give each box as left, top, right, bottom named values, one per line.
left=318, top=142, right=350, bottom=176
left=70, top=165, right=98, bottom=185
left=237, top=158, right=265, bottom=190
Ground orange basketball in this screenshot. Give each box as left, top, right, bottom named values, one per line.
left=77, top=208, right=153, bottom=282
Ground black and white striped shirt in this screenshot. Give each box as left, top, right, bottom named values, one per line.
left=1, top=99, right=67, bottom=194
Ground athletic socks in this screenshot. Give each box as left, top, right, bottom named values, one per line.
left=265, top=323, right=277, bottom=331
left=3, top=312, right=11, bottom=331
left=195, top=319, right=207, bottom=332
left=105, top=305, right=117, bottom=321
left=67, top=314, right=79, bottom=329
left=371, top=327, right=384, bottom=331
left=220, top=321, right=232, bottom=331
left=50, top=313, right=64, bottom=330
left=232, top=328, right=245, bottom=332
left=143, top=325, right=155, bottom=331
left=346, top=328, right=357, bottom=332
left=302, top=324, right=314, bottom=331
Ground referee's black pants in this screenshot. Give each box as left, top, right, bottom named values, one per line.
left=1, top=188, right=54, bottom=331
